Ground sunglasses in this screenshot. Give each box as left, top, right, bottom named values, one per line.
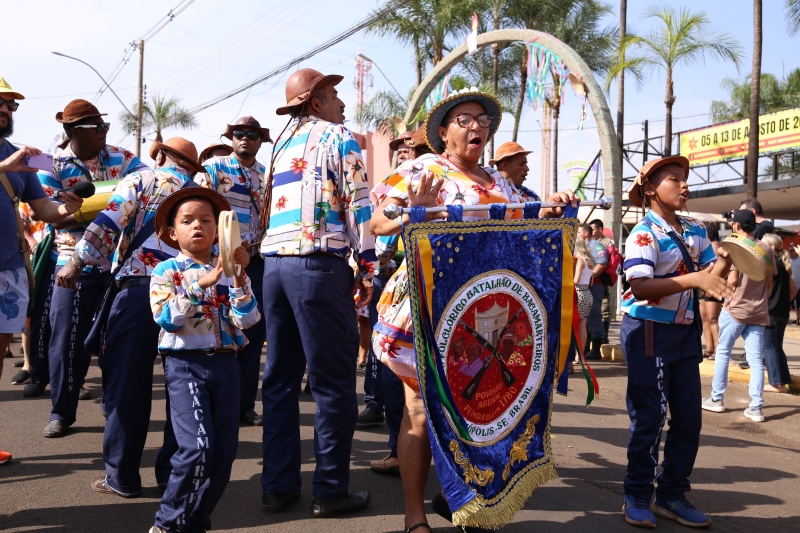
left=451, top=113, right=492, bottom=129
left=0, top=99, right=19, bottom=112
left=72, top=122, right=111, bottom=134
left=232, top=130, right=261, bottom=141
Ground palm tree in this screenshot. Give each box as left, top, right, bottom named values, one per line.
left=479, top=0, right=513, bottom=157
left=711, top=69, right=800, bottom=123
left=617, top=0, right=627, bottom=157
left=353, top=90, right=409, bottom=137
left=748, top=0, right=762, bottom=198
left=606, top=6, right=742, bottom=156
left=120, top=93, right=196, bottom=144
left=540, top=0, right=615, bottom=189
left=787, top=0, right=800, bottom=35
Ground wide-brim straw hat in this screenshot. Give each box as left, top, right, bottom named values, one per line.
left=155, top=187, right=231, bottom=250
left=423, top=88, right=502, bottom=154
left=149, top=137, right=206, bottom=174
left=276, top=68, right=344, bottom=116
left=488, top=141, right=532, bottom=166
left=629, top=156, right=690, bottom=208
left=0, top=77, right=25, bottom=100
left=199, top=142, right=233, bottom=162
left=221, top=116, right=271, bottom=142
left=56, top=99, right=107, bottom=123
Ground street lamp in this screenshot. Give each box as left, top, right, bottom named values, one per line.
left=51, top=51, right=134, bottom=115
left=357, top=53, right=405, bottom=102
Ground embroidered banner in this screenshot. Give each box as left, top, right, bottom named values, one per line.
left=403, top=214, right=578, bottom=528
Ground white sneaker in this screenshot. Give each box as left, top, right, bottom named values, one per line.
left=744, top=407, right=764, bottom=422
left=701, top=397, right=724, bottom=413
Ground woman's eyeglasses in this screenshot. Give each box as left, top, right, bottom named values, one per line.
left=0, top=99, right=19, bottom=112
left=72, top=122, right=111, bottom=134
left=232, top=130, right=261, bottom=141
left=450, top=113, right=492, bottom=129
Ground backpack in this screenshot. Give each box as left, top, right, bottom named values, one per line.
left=600, top=242, right=623, bottom=286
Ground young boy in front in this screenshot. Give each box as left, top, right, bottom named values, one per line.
left=620, top=156, right=734, bottom=529
left=149, top=188, right=260, bottom=533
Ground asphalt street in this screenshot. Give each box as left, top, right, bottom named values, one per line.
left=1, top=331, right=799, bottom=533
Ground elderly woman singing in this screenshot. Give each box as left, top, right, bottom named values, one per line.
left=370, top=89, right=577, bottom=533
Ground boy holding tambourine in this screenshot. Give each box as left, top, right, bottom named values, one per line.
left=619, top=156, right=735, bottom=529
left=148, top=187, right=259, bottom=533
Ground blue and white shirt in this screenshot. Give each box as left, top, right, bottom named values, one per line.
left=150, top=253, right=261, bottom=352
left=197, top=154, right=266, bottom=246
left=259, top=115, right=376, bottom=284
left=621, top=210, right=716, bottom=324
left=38, top=144, right=148, bottom=271
left=74, top=166, right=192, bottom=278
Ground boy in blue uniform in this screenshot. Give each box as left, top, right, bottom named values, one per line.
left=149, top=187, right=260, bottom=533
left=620, top=156, right=734, bottom=529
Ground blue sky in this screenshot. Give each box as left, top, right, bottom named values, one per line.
left=4, top=0, right=798, bottom=209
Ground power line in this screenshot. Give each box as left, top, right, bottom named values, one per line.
left=188, top=0, right=412, bottom=115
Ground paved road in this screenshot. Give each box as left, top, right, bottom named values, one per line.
left=2, top=332, right=800, bottom=532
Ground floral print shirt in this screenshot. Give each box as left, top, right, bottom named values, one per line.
left=74, top=166, right=192, bottom=278
left=150, top=253, right=261, bottom=352
left=621, top=210, right=716, bottom=325
left=370, top=153, right=522, bottom=272
left=197, top=155, right=266, bottom=246
left=260, top=115, right=376, bottom=285
left=38, top=144, right=148, bottom=271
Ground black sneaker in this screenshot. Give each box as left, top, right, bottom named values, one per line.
left=13, top=360, right=23, bottom=368
left=356, top=406, right=385, bottom=425
left=4, top=350, right=12, bottom=359
left=23, top=382, right=46, bottom=397
left=240, top=409, right=263, bottom=426
left=738, top=361, right=750, bottom=370
left=78, top=387, right=92, bottom=400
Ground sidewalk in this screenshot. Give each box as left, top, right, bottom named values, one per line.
left=602, top=320, right=800, bottom=388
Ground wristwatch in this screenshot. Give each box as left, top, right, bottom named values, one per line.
left=70, top=255, right=87, bottom=270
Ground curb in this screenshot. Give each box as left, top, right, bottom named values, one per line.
left=600, top=344, right=800, bottom=388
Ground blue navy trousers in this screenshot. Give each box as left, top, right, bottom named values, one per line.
left=587, top=283, right=605, bottom=339
left=620, top=314, right=703, bottom=500
left=48, top=267, right=110, bottom=424
left=155, top=352, right=239, bottom=533
left=236, top=258, right=265, bottom=415
left=28, top=260, right=56, bottom=385
left=100, top=283, right=172, bottom=495
left=367, top=274, right=402, bottom=455
left=261, top=254, right=359, bottom=499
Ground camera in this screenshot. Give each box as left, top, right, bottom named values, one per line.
left=721, top=211, right=733, bottom=219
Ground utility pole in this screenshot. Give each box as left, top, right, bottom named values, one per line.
left=135, top=39, right=145, bottom=157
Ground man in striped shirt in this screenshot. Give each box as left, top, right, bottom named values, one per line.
left=36, top=99, right=148, bottom=438
left=258, top=68, right=375, bottom=517
left=198, top=116, right=270, bottom=427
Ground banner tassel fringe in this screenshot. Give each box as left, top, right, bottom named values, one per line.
left=452, top=462, right=558, bottom=530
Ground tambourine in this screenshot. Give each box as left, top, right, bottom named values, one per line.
left=720, top=233, right=772, bottom=281
left=218, top=210, right=242, bottom=277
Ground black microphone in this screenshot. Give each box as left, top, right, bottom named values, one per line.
left=55, top=181, right=95, bottom=199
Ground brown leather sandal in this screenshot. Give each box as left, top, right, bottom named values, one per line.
left=406, top=524, right=432, bottom=533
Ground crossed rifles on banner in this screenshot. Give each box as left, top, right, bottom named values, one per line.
left=458, top=307, right=524, bottom=401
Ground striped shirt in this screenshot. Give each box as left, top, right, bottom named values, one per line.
left=150, top=253, right=261, bottom=352
left=197, top=154, right=266, bottom=245
left=260, top=115, right=375, bottom=284
left=621, top=211, right=716, bottom=324
left=74, top=166, right=192, bottom=278
left=38, top=144, right=148, bottom=271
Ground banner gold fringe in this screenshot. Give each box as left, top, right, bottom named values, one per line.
left=451, top=462, right=558, bottom=529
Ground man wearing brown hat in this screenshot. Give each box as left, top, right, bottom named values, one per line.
left=258, top=68, right=375, bottom=517
left=389, top=126, right=431, bottom=165
left=62, top=137, right=204, bottom=497
left=197, top=116, right=270, bottom=427
left=34, top=99, right=149, bottom=438
left=489, top=141, right=541, bottom=202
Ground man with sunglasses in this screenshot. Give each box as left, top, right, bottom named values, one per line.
left=197, top=116, right=270, bottom=428
left=0, top=78, right=85, bottom=463
left=34, top=99, right=148, bottom=438
left=258, top=68, right=375, bottom=517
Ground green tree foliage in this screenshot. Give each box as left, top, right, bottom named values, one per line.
left=120, top=93, right=197, bottom=144
left=711, top=69, right=800, bottom=124
left=788, top=0, right=800, bottom=35
left=605, top=5, right=742, bottom=155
